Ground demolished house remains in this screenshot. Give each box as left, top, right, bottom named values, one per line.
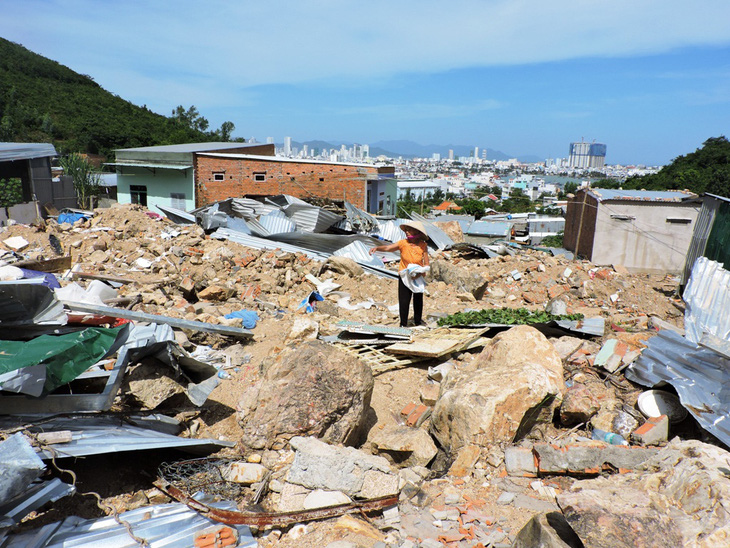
left=0, top=196, right=729, bottom=548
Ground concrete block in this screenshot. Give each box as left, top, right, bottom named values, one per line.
left=631, top=415, right=669, bottom=446
left=534, top=442, right=660, bottom=474
left=504, top=446, right=538, bottom=477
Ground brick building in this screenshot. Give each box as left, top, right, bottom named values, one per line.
left=112, top=143, right=396, bottom=215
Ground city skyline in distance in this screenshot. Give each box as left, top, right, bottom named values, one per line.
left=2, top=1, right=729, bottom=167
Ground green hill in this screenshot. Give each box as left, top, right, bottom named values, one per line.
left=0, top=37, right=230, bottom=158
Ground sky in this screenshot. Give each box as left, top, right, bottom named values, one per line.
left=2, top=0, right=730, bottom=166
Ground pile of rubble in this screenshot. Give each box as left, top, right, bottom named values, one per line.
left=0, top=201, right=727, bottom=548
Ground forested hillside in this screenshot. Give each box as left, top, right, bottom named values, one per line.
left=623, top=136, right=730, bottom=196
left=0, top=38, right=233, bottom=157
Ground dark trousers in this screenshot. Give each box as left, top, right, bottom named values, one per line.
left=398, top=277, right=423, bottom=327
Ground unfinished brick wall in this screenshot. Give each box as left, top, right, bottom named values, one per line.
left=194, top=155, right=376, bottom=208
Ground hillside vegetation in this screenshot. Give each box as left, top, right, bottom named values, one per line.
left=0, top=38, right=233, bottom=157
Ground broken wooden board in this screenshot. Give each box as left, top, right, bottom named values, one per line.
left=334, top=343, right=426, bottom=374
left=336, top=320, right=412, bottom=340
left=13, top=256, right=72, bottom=273
left=384, top=327, right=489, bottom=358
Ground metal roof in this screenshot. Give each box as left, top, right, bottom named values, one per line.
left=586, top=188, right=697, bottom=202
left=114, top=142, right=265, bottom=153
left=466, top=220, right=512, bottom=236
left=409, top=212, right=455, bottom=250
left=0, top=143, right=57, bottom=162
left=201, top=152, right=373, bottom=168
left=105, top=162, right=192, bottom=170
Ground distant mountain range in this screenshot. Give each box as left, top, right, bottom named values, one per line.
left=289, top=138, right=543, bottom=163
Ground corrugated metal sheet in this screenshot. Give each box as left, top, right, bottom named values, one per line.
left=229, top=198, right=279, bottom=219
left=212, top=228, right=329, bottom=261
left=626, top=329, right=730, bottom=448
left=0, top=478, right=75, bottom=527
left=681, top=196, right=719, bottom=286
left=466, top=221, right=512, bottom=236
left=409, top=212, right=455, bottom=250
left=333, top=241, right=389, bottom=272
left=283, top=204, right=344, bottom=233
left=0, top=416, right=234, bottom=459
left=3, top=501, right=255, bottom=548
left=259, top=210, right=296, bottom=235
left=376, top=219, right=405, bottom=243
left=345, top=201, right=379, bottom=232
left=683, top=257, right=730, bottom=344
left=432, top=215, right=475, bottom=234
left=0, top=143, right=57, bottom=162
left=587, top=188, right=696, bottom=202
left=155, top=205, right=196, bottom=224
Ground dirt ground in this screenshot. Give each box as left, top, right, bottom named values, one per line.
left=0, top=204, right=690, bottom=546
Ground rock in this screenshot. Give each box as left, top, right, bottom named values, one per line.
left=419, top=383, right=440, bottom=406
left=511, top=512, right=584, bottom=548
left=277, top=482, right=310, bottom=512
left=287, top=436, right=398, bottom=498
left=323, top=256, right=364, bottom=278
left=550, top=336, right=584, bottom=361
left=429, top=259, right=489, bottom=300
left=286, top=317, right=319, bottom=341
left=558, top=439, right=730, bottom=547
left=560, top=384, right=600, bottom=426
left=448, top=444, right=481, bottom=477
left=197, top=284, right=233, bottom=301
left=430, top=325, right=564, bottom=453
left=370, top=425, right=438, bottom=468
left=221, top=462, right=267, bottom=484
left=546, top=298, right=568, bottom=316
left=238, top=341, right=373, bottom=449
left=123, top=362, right=184, bottom=409
left=302, top=489, right=352, bottom=509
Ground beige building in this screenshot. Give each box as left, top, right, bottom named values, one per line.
left=564, top=188, right=700, bottom=274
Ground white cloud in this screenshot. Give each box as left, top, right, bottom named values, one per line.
left=2, top=0, right=730, bottom=118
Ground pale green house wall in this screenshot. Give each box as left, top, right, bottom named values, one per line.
left=117, top=166, right=195, bottom=212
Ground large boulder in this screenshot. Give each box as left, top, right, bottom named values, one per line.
left=558, top=438, right=730, bottom=547
left=429, top=259, right=489, bottom=300
left=238, top=341, right=373, bottom=449
left=430, top=325, right=564, bottom=453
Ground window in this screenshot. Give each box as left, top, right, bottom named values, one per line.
left=130, top=185, right=147, bottom=206
left=213, top=172, right=225, bottom=181
left=666, top=217, right=692, bottom=224
left=254, top=172, right=266, bottom=182
left=610, top=214, right=635, bottom=221
left=319, top=177, right=324, bottom=182
left=171, top=193, right=186, bottom=210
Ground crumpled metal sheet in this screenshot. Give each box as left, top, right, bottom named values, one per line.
left=155, top=204, right=196, bottom=224
left=683, top=256, right=730, bottom=344
left=0, top=478, right=75, bottom=528
left=0, top=433, right=46, bottom=506
left=282, top=203, right=344, bottom=233
left=0, top=415, right=235, bottom=459
left=333, top=241, right=394, bottom=278
left=376, top=219, right=406, bottom=243
left=0, top=280, right=67, bottom=327
left=3, top=500, right=255, bottom=548
left=259, top=210, right=296, bottom=235
left=345, top=201, right=379, bottom=233
left=626, top=329, right=730, bottom=448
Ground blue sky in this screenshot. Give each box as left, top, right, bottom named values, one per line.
left=2, top=0, right=730, bottom=165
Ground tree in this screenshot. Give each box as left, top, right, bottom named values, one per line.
left=499, top=188, right=534, bottom=213
left=218, top=121, right=235, bottom=141
left=59, top=153, right=100, bottom=209
left=458, top=198, right=487, bottom=219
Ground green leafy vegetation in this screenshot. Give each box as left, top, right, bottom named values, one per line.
left=0, top=38, right=236, bottom=158
left=437, top=307, right=584, bottom=326
left=622, top=136, right=730, bottom=196
left=539, top=231, right=564, bottom=248
left=0, top=177, right=22, bottom=207
left=59, top=153, right=100, bottom=209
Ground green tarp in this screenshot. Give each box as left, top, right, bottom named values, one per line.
left=0, top=327, right=124, bottom=393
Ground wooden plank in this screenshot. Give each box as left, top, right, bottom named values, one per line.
left=13, top=255, right=72, bottom=273
left=334, top=343, right=425, bottom=374
left=385, top=327, right=489, bottom=358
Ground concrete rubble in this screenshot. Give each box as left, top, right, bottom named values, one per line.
left=0, top=201, right=727, bottom=548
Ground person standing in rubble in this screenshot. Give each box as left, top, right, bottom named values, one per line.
left=369, top=220, right=429, bottom=327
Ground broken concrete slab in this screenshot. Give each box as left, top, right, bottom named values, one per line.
left=429, top=259, right=489, bottom=300
left=238, top=341, right=373, bottom=450
left=535, top=441, right=659, bottom=474
left=631, top=415, right=669, bottom=446
left=511, top=512, right=586, bottom=548
left=286, top=436, right=398, bottom=499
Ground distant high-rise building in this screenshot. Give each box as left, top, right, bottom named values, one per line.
left=569, top=141, right=606, bottom=169
left=283, top=136, right=292, bottom=156
left=266, top=137, right=275, bottom=144
left=302, top=144, right=309, bottom=157
left=474, top=146, right=479, bottom=159
left=362, top=144, right=370, bottom=158
left=481, top=149, right=487, bottom=160
left=448, top=149, right=454, bottom=160
left=432, top=153, right=441, bottom=161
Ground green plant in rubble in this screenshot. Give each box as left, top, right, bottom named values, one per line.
left=0, top=177, right=23, bottom=207
left=437, top=307, right=584, bottom=326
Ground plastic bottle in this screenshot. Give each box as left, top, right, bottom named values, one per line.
left=591, top=428, right=629, bottom=446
